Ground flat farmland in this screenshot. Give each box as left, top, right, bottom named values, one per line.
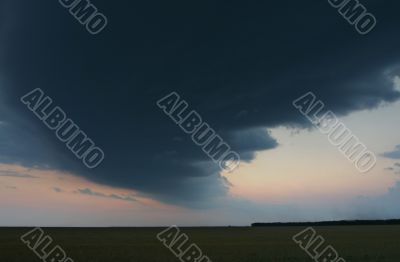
left=1, top=226, right=399, bottom=261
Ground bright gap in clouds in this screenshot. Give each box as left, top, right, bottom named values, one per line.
left=227, top=100, right=400, bottom=208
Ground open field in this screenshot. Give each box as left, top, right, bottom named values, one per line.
left=1, top=226, right=400, bottom=261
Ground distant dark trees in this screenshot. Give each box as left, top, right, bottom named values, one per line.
left=251, top=219, right=400, bottom=227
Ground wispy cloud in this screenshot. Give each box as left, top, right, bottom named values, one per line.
left=53, top=187, right=63, bottom=193
left=383, top=145, right=400, bottom=159
left=76, top=188, right=136, bottom=202
left=0, top=170, right=37, bottom=179
left=385, top=162, right=400, bottom=175
left=109, top=194, right=136, bottom=202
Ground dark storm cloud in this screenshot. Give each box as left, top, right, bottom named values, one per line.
left=1, top=0, right=400, bottom=205
left=226, top=128, right=278, bottom=161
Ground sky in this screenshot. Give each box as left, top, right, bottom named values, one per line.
left=1, top=0, right=400, bottom=226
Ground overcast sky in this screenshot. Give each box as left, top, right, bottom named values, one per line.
left=1, top=0, right=400, bottom=226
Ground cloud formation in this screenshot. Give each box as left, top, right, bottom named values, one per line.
left=0, top=0, right=400, bottom=206
left=53, top=187, right=63, bottom=193
left=0, top=170, right=36, bottom=179
left=383, top=145, right=400, bottom=159
left=385, top=163, right=400, bottom=175
left=76, top=188, right=136, bottom=202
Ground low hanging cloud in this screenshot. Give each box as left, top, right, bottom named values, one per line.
left=53, top=187, right=63, bottom=193
left=0, top=170, right=37, bottom=179
left=0, top=0, right=400, bottom=206
left=76, top=188, right=136, bottom=202
left=383, top=145, right=400, bottom=159
left=383, top=145, right=400, bottom=175
left=344, top=181, right=400, bottom=219
left=385, top=163, right=400, bottom=175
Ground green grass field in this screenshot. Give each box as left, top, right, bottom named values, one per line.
left=1, top=226, right=400, bottom=261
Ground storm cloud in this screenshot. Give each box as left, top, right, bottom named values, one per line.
left=1, top=0, right=400, bottom=206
